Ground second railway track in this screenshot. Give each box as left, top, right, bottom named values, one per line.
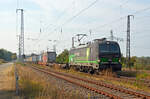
left=31, top=66, right=150, bottom=99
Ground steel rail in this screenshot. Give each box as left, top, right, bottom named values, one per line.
left=31, top=66, right=122, bottom=99
left=32, top=66, right=150, bottom=99
left=53, top=70, right=150, bottom=99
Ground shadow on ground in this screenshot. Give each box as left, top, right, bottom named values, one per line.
left=0, top=89, right=19, bottom=99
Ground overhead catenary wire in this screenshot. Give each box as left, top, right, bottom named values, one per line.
left=44, top=5, right=150, bottom=40
left=34, top=0, right=101, bottom=53
left=61, top=0, right=100, bottom=26
left=93, top=5, right=150, bottom=31
left=120, top=0, right=130, bottom=7
left=43, top=0, right=101, bottom=53
left=38, top=0, right=77, bottom=42
left=33, top=1, right=78, bottom=51
left=43, top=0, right=100, bottom=38
left=30, top=1, right=150, bottom=54
left=133, top=6, right=150, bottom=15
left=44, top=0, right=77, bottom=31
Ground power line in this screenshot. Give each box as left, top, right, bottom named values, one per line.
left=120, top=0, right=130, bottom=7
left=36, top=0, right=100, bottom=47
left=37, top=1, right=77, bottom=47
left=40, top=0, right=77, bottom=40
left=133, top=6, right=150, bottom=15
left=32, top=2, right=150, bottom=54
left=44, top=0, right=100, bottom=37
left=61, top=0, right=100, bottom=26
left=44, top=5, right=73, bottom=31
left=94, top=5, right=150, bottom=31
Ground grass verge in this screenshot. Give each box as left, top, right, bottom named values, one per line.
left=17, top=63, right=83, bottom=99
left=32, top=63, right=150, bottom=93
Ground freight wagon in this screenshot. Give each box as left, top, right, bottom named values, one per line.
left=25, top=51, right=56, bottom=66
left=69, top=38, right=122, bottom=73
left=41, top=51, right=56, bottom=65
left=37, top=54, right=43, bottom=65
left=32, top=54, right=39, bottom=64
left=24, top=56, right=32, bottom=63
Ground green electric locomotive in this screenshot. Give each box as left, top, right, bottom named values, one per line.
left=69, top=38, right=122, bottom=73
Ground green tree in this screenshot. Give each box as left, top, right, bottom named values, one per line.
left=0, top=49, right=16, bottom=61
left=130, top=56, right=137, bottom=67
left=121, top=54, right=126, bottom=67
left=56, top=49, right=69, bottom=64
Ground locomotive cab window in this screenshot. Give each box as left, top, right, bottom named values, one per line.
left=99, top=43, right=119, bottom=53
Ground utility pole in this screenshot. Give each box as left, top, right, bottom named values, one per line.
left=17, top=9, right=24, bottom=62
left=18, top=35, right=21, bottom=60
left=126, top=15, right=134, bottom=69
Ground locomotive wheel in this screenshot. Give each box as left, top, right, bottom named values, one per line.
left=79, top=66, right=84, bottom=72
left=94, top=70, right=99, bottom=75
left=89, top=67, right=94, bottom=74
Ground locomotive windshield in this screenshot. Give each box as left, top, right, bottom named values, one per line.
left=99, top=43, right=120, bottom=53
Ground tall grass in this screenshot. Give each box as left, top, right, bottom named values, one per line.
left=17, top=64, right=83, bottom=99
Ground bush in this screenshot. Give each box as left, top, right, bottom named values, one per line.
left=56, top=49, right=69, bottom=64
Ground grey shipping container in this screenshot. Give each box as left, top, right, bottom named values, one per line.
left=48, top=52, right=56, bottom=63
left=37, top=54, right=43, bottom=62
left=42, top=52, right=56, bottom=63
left=32, top=55, right=38, bottom=62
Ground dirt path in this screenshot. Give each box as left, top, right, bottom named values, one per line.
left=0, top=63, right=18, bottom=99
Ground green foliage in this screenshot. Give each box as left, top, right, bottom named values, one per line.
left=0, top=49, right=17, bottom=61
left=136, top=72, right=150, bottom=79
left=56, top=49, right=69, bottom=64
left=121, top=55, right=126, bottom=67
left=121, top=55, right=137, bottom=68
left=121, top=55, right=150, bottom=70
left=134, top=57, right=150, bottom=70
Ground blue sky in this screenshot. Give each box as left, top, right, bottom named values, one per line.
left=0, top=0, right=150, bottom=56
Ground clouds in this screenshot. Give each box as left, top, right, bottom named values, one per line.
left=18, top=0, right=150, bottom=56
left=0, top=0, right=150, bottom=56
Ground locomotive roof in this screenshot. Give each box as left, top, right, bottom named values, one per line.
left=71, top=40, right=119, bottom=50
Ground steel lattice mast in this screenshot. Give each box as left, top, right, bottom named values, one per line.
left=126, top=15, right=134, bottom=69
left=17, top=9, right=24, bottom=62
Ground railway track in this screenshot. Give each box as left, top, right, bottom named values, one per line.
left=31, top=66, right=150, bottom=99
left=98, top=76, right=150, bottom=88
left=58, top=63, right=150, bottom=87
left=120, top=76, right=150, bottom=86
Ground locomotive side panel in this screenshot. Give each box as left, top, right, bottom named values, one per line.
left=69, top=40, right=122, bottom=72
left=69, top=42, right=99, bottom=69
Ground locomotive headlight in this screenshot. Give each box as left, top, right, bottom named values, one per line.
left=97, top=59, right=101, bottom=62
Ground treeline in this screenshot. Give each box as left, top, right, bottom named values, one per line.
left=0, top=49, right=17, bottom=61
left=121, top=56, right=150, bottom=70
left=56, top=49, right=69, bottom=64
